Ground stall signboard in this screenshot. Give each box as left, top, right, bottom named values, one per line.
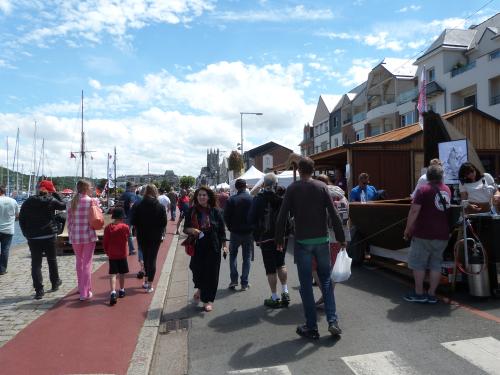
left=438, top=139, right=468, bottom=185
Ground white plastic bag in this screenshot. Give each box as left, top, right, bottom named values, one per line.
left=331, top=248, right=352, bottom=283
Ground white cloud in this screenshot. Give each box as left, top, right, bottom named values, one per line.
left=308, top=62, right=341, bottom=78
left=214, top=5, right=335, bottom=22
left=89, top=79, right=102, bottom=90
left=398, top=5, right=421, bottom=13
left=15, top=0, right=215, bottom=47
left=339, top=58, right=378, bottom=88
left=0, top=0, right=11, bottom=14
left=2, top=61, right=315, bottom=177
left=364, top=32, right=404, bottom=52
left=0, top=59, right=16, bottom=69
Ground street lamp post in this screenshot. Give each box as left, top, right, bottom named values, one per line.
left=239, top=112, right=263, bottom=166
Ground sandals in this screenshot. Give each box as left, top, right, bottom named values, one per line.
left=203, top=303, right=213, bottom=312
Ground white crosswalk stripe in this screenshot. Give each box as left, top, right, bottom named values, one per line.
left=341, top=351, right=421, bottom=375
left=227, top=365, right=292, bottom=375
left=442, top=336, right=500, bottom=375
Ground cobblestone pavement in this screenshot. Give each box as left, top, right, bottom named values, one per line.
left=0, top=244, right=107, bottom=348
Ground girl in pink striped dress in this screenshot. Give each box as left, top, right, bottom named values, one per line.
left=67, top=180, right=98, bottom=301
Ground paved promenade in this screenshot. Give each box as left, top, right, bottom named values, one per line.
left=0, top=220, right=177, bottom=375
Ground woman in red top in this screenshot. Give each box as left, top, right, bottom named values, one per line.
left=175, top=189, right=191, bottom=235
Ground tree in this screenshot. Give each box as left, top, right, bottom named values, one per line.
left=228, top=150, right=243, bottom=172
left=160, top=179, right=172, bottom=192
left=96, top=178, right=107, bottom=191
left=179, top=176, right=195, bottom=189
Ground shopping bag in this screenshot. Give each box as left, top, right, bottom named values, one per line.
left=181, top=235, right=196, bottom=256
left=88, top=200, right=104, bottom=230
left=330, top=248, right=352, bottom=283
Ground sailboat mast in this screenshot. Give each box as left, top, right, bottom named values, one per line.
left=81, top=90, right=85, bottom=179
left=6, top=137, right=9, bottom=196
left=114, top=147, right=117, bottom=200
left=12, top=128, right=19, bottom=193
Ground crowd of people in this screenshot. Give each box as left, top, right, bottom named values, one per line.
left=0, top=155, right=499, bottom=341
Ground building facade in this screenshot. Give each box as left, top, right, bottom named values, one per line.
left=414, top=14, right=500, bottom=119
left=299, top=123, right=314, bottom=156
left=244, top=142, right=293, bottom=172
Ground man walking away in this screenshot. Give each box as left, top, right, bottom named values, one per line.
left=404, top=164, right=451, bottom=304
left=275, top=157, right=346, bottom=339
left=167, top=188, right=178, bottom=221
left=19, top=180, right=66, bottom=299
left=119, top=182, right=138, bottom=255
left=224, top=179, right=254, bottom=291
left=0, top=186, right=19, bottom=275
left=158, top=188, right=171, bottom=216
left=248, top=173, right=290, bottom=308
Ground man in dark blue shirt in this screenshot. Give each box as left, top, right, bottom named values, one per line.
left=224, top=179, right=254, bottom=291
left=119, top=182, right=138, bottom=255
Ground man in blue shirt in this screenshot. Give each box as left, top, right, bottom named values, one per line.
left=349, top=173, right=378, bottom=202
left=119, top=182, right=138, bottom=255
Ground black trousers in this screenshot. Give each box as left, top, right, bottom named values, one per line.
left=27, top=237, right=60, bottom=292
left=139, top=240, right=161, bottom=283
left=190, top=244, right=221, bottom=303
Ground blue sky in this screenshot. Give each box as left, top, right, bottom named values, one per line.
left=0, top=0, right=498, bottom=178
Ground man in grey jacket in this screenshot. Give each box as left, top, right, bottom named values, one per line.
left=276, top=157, right=346, bottom=339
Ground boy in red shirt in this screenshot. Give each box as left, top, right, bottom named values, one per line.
left=103, top=207, right=130, bottom=306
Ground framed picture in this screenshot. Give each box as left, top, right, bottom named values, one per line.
left=438, top=139, right=468, bottom=185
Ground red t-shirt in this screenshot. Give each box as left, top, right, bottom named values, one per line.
left=103, top=222, right=130, bottom=259
left=412, top=182, right=451, bottom=241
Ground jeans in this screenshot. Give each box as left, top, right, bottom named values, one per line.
left=170, top=205, right=176, bottom=220
left=295, top=240, right=337, bottom=329
left=126, top=218, right=135, bottom=254
left=27, top=237, right=60, bottom=292
left=0, top=232, right=13, bottom=273
left=73, top=242, right=95, bottom=298
left=229, top=232, right=254, bottom=286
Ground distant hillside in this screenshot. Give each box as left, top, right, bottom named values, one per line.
left=0, top=166, right=98, bottom=190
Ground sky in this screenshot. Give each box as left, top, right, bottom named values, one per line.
left=0, top=0, right=498, bottom=180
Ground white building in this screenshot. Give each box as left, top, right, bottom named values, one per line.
left=312, top=95, right=340, bottom=154
left=414, top=13, right=500, bottom=119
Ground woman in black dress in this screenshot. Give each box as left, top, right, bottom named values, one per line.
left=184, top=186, right=227, bottom=312
left=131, top=184, right=167, bottom=293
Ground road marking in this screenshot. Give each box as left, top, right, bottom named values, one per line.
left=227, top=365, right=292, bottom=374
left=342, top=351, right=420, bottom=375
left=442, top=336, right=500, bottom=375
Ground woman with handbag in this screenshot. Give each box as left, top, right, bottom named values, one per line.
left=184, top=186, right=227, bottom=312
left=131, top=184, right=167, bottom=293
left=67, top=179, right=99, bottom=301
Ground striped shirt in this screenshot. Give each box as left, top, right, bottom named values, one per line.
left=67, top=194, right=98, bottom=244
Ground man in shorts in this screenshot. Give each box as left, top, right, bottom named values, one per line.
left=404, top=164, right=451, bottom=304
left=248, top=173, right=289, bottom=308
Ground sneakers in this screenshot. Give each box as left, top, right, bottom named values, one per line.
left=136, top=271, right=145, bottom=279
left=281, top=292, right=290, bottom=306
left=147, top=286, right=154, bottom=293
left=426, top=294, right=439, bottom=304
left=118, top=289, right=126, bottom=298
left=34, top=289, right=44, bottom=300
left=403, top=291, right=428, bottom=303
left=228, top=281, right=238, bottom=290
left=110, top=292, right=117, bottom=306
left=328, top=321, right=342, bottom=336
left=0, top=270, right=7, bottom=275
left=241, top=284, right=251, bottom=291
left=264, top=297, right=282, bottom=308
left=296, top=324, right=320, bottom=340
left=50, top=280, right=62, bottom=292
left=80, top=291, right=93, bottom=301
left=142, top=282, right=149, bottom=289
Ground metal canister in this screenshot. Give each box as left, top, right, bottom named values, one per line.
left=467, top=248, right=490, bottom=297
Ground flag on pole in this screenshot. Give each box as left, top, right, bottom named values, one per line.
left=107, top=153, right=115, bottom=188
left=417, top=67, right=427, bottom=128
left=70, top=152, right=76, bottom=159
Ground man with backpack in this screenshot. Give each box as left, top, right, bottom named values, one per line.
left=248, top=173, right=289, bottom=308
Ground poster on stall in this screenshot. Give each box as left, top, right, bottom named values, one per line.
left=438, top=139, right=468, bottom=185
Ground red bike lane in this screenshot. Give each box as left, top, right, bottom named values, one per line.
left=0, top=221, right=176, bottom=375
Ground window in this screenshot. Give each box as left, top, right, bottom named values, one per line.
left=333, top=117, right=339, bottom=128
left=334, top=138, right=339, bottom=147
left=355, top=130, right=365, bottom=141
left=427, top=68, right=435, bottom=83
left=400, top=111, right=415, bottom=127
left=464, top=94, right=476, bottom=107
left=263, top=154, right=273, bottom=171
left=321, top=141, right=329, bottom=151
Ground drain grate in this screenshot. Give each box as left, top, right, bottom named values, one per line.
left=159, top=318, right=191, bottom=334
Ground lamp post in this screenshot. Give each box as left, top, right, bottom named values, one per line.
left=239, top=112, right=263, bottom=168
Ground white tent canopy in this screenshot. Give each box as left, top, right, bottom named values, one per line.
left=249, top=169, right=296, bottom=195
left=229, top=166, right=264, bottom=194
left=216, top=182, right=230, bottom=190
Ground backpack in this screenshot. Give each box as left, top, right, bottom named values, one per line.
left=255, top=192, right=280, bottom=243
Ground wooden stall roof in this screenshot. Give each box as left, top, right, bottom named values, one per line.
left=350, top=124, right=422, bottom=146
